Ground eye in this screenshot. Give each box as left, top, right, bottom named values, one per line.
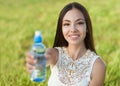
left=77, top=21, right=84, bottom=25
left=63, top=23, right=70, bottom=26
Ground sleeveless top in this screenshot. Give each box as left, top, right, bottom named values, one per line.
left=48, top=47, right=99, bottom=86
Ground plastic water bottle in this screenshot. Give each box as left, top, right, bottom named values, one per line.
left=30, top=30, right=46, bottom=82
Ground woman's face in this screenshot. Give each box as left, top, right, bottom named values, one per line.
left=62, top=8, right=87, bottom=45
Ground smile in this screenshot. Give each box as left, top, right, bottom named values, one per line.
left=69, top=34, right=80, bottom=39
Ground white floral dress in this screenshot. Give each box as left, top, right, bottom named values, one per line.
left=48, top=47, right=99, bottom=86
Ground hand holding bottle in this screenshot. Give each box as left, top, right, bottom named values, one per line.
left=26, top=53, right=37, bottom=74
left=25, top=31, right=46, bottom=82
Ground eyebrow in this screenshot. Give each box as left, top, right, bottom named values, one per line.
left=63, top=18, right=85, bottom=22
left=76, top=18, right=85, bottom=22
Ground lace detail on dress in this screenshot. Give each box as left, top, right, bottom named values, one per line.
left=56, top=47, right=98, bottom=85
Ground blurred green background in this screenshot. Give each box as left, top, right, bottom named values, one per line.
left=0, top=0, right=120, bottom=86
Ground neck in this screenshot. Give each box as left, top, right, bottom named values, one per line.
left=67, top=43, right=87, bottom=60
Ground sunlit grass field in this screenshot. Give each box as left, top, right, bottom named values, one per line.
left=0, top=0, right=120, bottom=86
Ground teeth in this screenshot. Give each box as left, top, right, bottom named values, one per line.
left=69, top=35, right=79, bottom=39
left=71, top=35, right=78, bottom=37
left=70, top=34, right=79, bottom=36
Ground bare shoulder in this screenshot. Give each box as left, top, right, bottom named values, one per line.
left=94, top=57, right=106, bottom=71
left=90, top=57, right=106, bottom=86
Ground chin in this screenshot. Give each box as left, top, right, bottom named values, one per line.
left=69, top=41, right=81, bottom=45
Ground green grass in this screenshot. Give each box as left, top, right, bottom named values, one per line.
left=0, top=0, right=120, bottom=86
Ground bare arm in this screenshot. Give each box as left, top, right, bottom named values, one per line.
left=45, top=48, right=58, bottom=68
left=26, top=48, right=58, bottom=73
left=89, top=58, right=106, bottom=86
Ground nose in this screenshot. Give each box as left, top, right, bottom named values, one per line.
left=70, top=24, right=77, bottom=32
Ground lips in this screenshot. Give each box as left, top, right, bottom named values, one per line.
left=69, top=34, right=80, bottom=39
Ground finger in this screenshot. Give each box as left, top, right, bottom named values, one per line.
left=26, top=52, right=37, bottom=64
left=26, top=52, right=34, bottom=59
left=26, top=57, right=37, bottom=64
left=26, top=63, right=35, bottom=73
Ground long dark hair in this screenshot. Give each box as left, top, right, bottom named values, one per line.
left=53, top=2, right=96, bottom=53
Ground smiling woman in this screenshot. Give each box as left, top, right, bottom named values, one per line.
left=62, top=8, right=87, bottom=46
left=26, top=2, right=106, bottom=86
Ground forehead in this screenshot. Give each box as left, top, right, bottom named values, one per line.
left=63, top=8, right=84, bottom=21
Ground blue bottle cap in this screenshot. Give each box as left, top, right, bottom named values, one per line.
left=34, top=31, right=42, bottom=43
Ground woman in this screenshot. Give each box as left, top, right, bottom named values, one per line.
left=26, top=2, right=106, bottom=86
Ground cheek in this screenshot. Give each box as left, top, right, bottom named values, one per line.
left=83, top=31, right=87, bottom=37
left=81, top=29, right=87, bottom=36
left=82, top=24, right=87, bottom=32
left=80, top=26, right=87, bottom=38
left=62, top=27, right=69, bottom=36
left=79, top=25, right=87, bottom=33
